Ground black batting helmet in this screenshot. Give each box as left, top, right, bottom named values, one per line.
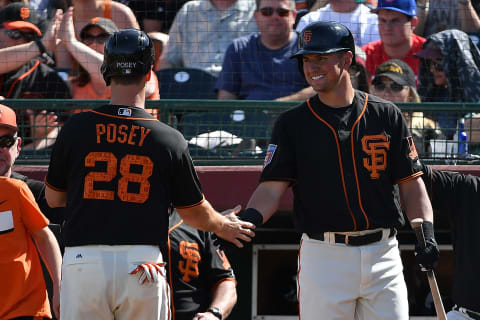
left=101, top=29, right=155, bottom=85
left=291, top=21, right=356, bottom=77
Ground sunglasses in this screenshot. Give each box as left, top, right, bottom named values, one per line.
left=0, top=135, right=17, bottom=149
left=259, top=7, right=291, bottom=17
left=5, top=29, right=36, bottom=42
left=82, top=33, right=110, bottom=45
left=428, top=60, right=444, bottom=72
left=373, top=81, right=406, bottom=93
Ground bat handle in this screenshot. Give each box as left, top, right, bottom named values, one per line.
left=411, top=218, right=426, bottom=247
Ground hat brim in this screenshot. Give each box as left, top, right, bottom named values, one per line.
left=373, top=73, right=410, bottom=86
left=371, top=7, right=415, bottom=17
left=414, top=47, right=443, bottom=59
left=3, top=21, right=42, bottom=36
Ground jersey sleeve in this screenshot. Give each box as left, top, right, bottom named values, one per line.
left=18, top=182, right=49, bottom=234
left=215, top=42, right=241, bottom=95
left=171, top=147, right=204, bottom=208
left=388, top=106, right=423, bottom=184
left=204, top=233, right=236, bottom=287
left=260, top=113, right=297, bottom=183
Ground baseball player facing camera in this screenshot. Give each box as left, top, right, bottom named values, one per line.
left=45, top=29, right=254, bottom=320
left=236, top=21, right=439, bottom=319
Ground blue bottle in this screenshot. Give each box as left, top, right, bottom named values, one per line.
left=458, top=119, right=468, bottom=155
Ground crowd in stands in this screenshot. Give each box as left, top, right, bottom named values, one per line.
left=0, top=0, right=480, bottom=156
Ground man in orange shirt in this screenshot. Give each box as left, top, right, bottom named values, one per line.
left=362, top=0, right=426, bottom=77
left=0, top=104, right=62, bottom=320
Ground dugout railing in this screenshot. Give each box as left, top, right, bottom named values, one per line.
left=4, top=99, right=480, bottom=165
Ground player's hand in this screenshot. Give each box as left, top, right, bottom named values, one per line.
left=215, top=209, right=256, bottom=249
left=129, top=262, right=166, bottom=285
left=43, top=9, right=63, bottom=51
left=220, top=204, right=242, bottom=217
left=415, top=238, right=440, bottom=271
left=193, top=311, right=221, bottom=320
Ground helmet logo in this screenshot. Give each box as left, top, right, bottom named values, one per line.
left=304, top=30, right=312, bottom=44
left=20, top=7, right=30, bottom=20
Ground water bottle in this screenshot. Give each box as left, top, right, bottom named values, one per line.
left=458, top=118, right=468, bottom=155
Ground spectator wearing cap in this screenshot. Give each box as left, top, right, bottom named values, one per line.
left=0, top=103, right=63, bottom=320
left=0, top=2, right=70, bottom=98
left=54, top=0, right=140, bottom=69
left=295, top=0, right=380, bottom=47
left=61, top=7, right=159, bottom=102
left=414, top=0, right=480, bottom=37
left=362, top=0, right=426, bottom=77
left=371, top=59, right=442, bottom=154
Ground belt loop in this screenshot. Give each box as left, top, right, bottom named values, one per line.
left=345, top=235, right=349, bottom=245
left=325, top=232, right=332, bottom=243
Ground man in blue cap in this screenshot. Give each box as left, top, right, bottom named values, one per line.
left=362, top=0, right=426, bottom=77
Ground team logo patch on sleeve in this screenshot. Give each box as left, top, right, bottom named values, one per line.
left=407, top=136, right=419, bottom=160
left=263, top=144, right=277, bottom=168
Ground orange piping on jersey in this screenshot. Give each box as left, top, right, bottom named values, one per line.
left=306, top=99, right=357, bottom=230
left=89, top=110, right=159, bottom=121
left=297, top=238, right=303, bottom=320
left=103, top=0, right=112, bottom=19
left=395, top=171, right=423, bottom=185
left=174, top=196, right=205, bottom=209
left=350, top=94, right=370, bottom=230
left=43, top=179, right=66, bottom=192
left=6, top=59, right=40, bottom=98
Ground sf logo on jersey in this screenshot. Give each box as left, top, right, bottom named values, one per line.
left=362, top=134, right=390, bottom=179
left=178, top=241, right=201, bottom=282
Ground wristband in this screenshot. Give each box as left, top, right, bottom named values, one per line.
left=422, top=221, right=435, bottom=240
left=240, top=208, right=264, bottom=227
left=206, top=307, right=223, bottom=320
left=34, top=37, right=55, bottom=65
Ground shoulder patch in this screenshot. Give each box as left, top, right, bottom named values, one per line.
left=263, top=144, right=277, bottom=168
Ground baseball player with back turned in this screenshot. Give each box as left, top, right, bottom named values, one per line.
left=44, top=29, right=255, bottom=320
left=229, top=21, right=440, bottom=319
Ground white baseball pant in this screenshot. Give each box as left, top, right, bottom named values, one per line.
left=297, top=230, right=409, bottom=320
left=60, top=245, right=170, bottom=320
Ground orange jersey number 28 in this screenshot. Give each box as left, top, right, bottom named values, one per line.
left=84, top=152, right=153, bottom=203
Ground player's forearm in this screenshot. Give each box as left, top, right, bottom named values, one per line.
left=32, top=227, right=62, bottom=288
left=246, top=181, right=290, bottom=223
left=177, top=200, right=226, bottom=233
left=209, top=280, right=237, bottom=319
left=399, top=177, right=434, bottom=223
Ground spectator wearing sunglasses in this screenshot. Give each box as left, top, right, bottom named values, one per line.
left=0, top=103, right=63, bottom=320
left=215, top=0, right=312, bottom=101
left=362, top=0, right=426, bottom=78
left=61, top=8, right=160, bottom=103
left=159, top=0, right=257, bottom=76
left=415, top=29, right=480, bottom=139
left=371, top=59, right=442, bottom=155
left=0, top=3, right=70, bottom=98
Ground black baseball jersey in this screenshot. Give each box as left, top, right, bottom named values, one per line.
left=45, top=105, right=204, bottom=247
left=421, top=164, right=480, bottom=311
left=261, top=91, right=422, bottom=233
left=168, top=210, right=235, bottom=320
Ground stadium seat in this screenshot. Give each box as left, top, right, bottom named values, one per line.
left=156, top=68, right=218, bottom=99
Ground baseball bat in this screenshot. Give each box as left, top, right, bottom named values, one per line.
left=410, top=218, right=447, bottom=320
